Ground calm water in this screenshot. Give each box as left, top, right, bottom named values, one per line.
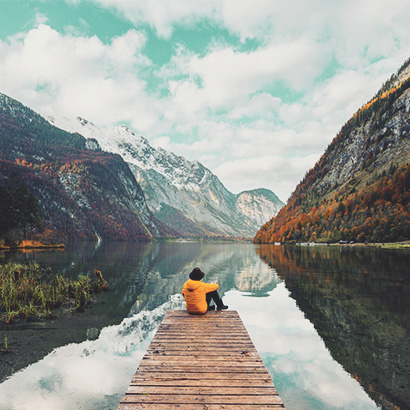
left=0, top=242, right=409, bottom=410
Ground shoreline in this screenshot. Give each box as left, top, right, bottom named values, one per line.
left=295, top=241, right=410, bottom=250
left=1, top=237, right=252, bottom=251
left=0, top=242, right=65, bottom=252
left=335, top=241, right=410, bottom=250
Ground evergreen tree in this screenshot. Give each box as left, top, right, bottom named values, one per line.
left=0, top=185, right=41, bottom=239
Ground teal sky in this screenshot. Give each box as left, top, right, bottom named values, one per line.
left=1, top=0, right=410, bottom=200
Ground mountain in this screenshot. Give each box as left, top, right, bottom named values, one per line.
left=51, top=117, right=284, bottom=238
left=0, top=93, right=176, bottom=245
left=255, top=57, right=410, bottom=244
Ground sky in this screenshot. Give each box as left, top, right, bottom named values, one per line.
left=1, top=1, right=410, bottom=202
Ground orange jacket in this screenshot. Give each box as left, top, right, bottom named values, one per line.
left=182, top=279, right=219, bottom=314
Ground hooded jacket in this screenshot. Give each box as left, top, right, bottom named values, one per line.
left=182, top=279, right=219, bottom=314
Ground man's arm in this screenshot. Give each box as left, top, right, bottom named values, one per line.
left=202, top=282, right=219, bottom=292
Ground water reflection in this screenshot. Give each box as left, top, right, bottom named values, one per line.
left=225, top=286, right=378, bottom=410
left=0, top=243, right=394, bottom=409
left=0, top=301, right=183, bottom=410
left=0, top=242, right=154, bottom=382
left=0, top=242, right=281, bottom=382
left=257, top=245, right=410, bottom=410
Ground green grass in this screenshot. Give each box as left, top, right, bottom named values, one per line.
left=379, top=241, right=410, bottom=249
left=0, top=263, right=108, bottom=324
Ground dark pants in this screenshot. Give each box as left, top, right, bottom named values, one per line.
left=206, top=290, right=224, bottom=309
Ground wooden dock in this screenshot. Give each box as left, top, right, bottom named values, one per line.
left=117, top=310, right=286, bottom=410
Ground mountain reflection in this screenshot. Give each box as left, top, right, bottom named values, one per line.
left=256, top=245, right=410, bottom=410
left=130, top=242, right=280, bottom=313
left=1, top=242, right=280, bottom=382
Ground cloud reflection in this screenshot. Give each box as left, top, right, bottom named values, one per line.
left=224, top=284, right=380, bottom=410
left=0, top=244, right=381, bottom=410
left=0, top=299, right=183, bottom=410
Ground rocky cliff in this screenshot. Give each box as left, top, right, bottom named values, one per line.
left=255, top=57, right=410, bottom=244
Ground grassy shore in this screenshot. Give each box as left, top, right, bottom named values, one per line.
left=373, top=241, right=410, bottom=249
left=329, top=241, right=410, bottom=249
left=0, top=240, right=65, bottom=251
left=0, top=263, right=108, bottom=324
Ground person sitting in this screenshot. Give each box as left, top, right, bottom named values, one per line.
left=182, top=267, right=228, bottom=314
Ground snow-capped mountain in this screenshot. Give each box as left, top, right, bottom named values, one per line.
left=51, top=116, right=284, bottom=238
left=0, top=93, right=177, bottom=244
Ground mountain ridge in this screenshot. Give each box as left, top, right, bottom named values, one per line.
left=255, top=57, right=410, bottom=244
left=0, top=92, right=177, bottom=244
left=52, top=116, right=284, bottom=238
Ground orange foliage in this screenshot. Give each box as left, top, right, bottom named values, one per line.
left=254, top=162, right=410, bottom=244
left=353, top=74, right=410, bottom=118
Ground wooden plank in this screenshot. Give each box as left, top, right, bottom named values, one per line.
left=141, top=356, right=264, bottom=363
left=148, top=341, right=255, bottom=346
left=136, top=366, right=269, bottom=373
left=120, top=394, right=283, bottom=404
left=145, top=351, right=260, bottom=357
left=154, top=333, right=248, bottom=336
left=143, top=354, right=261, bottom=360
left=132, top=372, right=273, bottom=380
left=117, top=310, right=286, bottom=409
left=126, top=386, right=278, bottom=395
left=130, top=379, right=275, bottom=387
left=156, top=331, right=247, bottom=334
left=147, top=345, right=256, bottom=350
left=146, top=349, right=257, bottom=355
left=149, top=338, right=253, bottom=342
left=118, top=405, right=284, bottom=410
left=164, top=311, right=239, bottom=316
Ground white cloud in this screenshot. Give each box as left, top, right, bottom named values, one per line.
left=85, top=0, right=410, bottom=55
left=85, top=0, right=218, bottom=39
left=188, top=37, right=327, bottom=108
left=0, top=24, right=158, bottom=129
left=34, top=12, right=49, bottom=26
left=228, top=93, right=281, bottom=120
left=214, top=153, right=319, bottom=201
left=107, top=29, right=149, bottom=67
left=2, top=0, right=410, bottom=201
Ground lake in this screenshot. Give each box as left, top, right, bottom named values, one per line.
left=0, top=242, right=409, bottom=410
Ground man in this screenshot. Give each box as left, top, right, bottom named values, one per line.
left=182, top=267, right=228, bottom=314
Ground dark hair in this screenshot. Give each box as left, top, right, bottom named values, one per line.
left=189, top=267, right=204, bottom=281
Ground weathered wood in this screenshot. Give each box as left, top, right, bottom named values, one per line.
left=126, top=386, right=278, bottom=395
left=117, top=310, right=286, bottom=409
left=148, top=341, right=255, bottom=346
left=120, top=394, right=283, bottom=404
left=130, top=378, right=275, bottom=387
left=142, top=355, right=262, bottom=362
left=154, top=332, right=250, bottom=336
left=135, top=366, right=269, bottom=373
left=145, top=350, right=261, bottom=357
left=119, top=405, right=284, bottom=410
left=132, top=371, right=272, bottom=380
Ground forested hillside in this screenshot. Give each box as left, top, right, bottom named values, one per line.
left=0, top=93, right=176, bottom=245
left=255, top=58, right=410, bottom=244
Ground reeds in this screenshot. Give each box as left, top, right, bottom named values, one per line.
left=0, top=262, right=108, bottom=324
